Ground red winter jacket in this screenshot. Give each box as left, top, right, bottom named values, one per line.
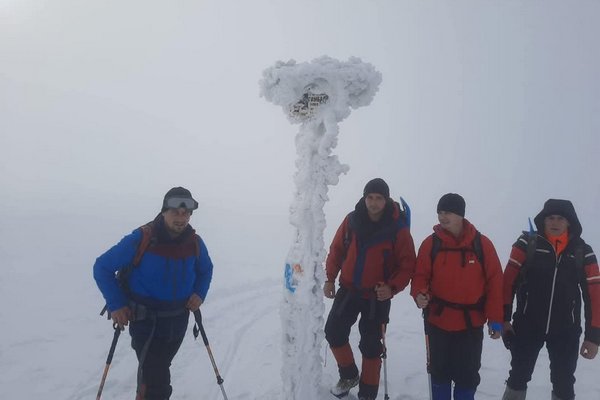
left=411, top=219, right=503, bottom=331
left=326, top=201, right=416, bottom=296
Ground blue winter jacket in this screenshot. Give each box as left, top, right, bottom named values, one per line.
left=94, top=221, right=213, bottom=313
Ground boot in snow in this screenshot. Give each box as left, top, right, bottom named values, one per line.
left=330, top=376, right=359, bottom=398
left=431, top=381, right=451, bottom=400
left=454, top=386, right=476, bottom=400
left=551, top=391, right=573, bottom=400
left=502, top=385, right=526, bottom=400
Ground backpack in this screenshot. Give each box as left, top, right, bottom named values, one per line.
left=430, top=230, right=485, bottom=269
left=514, top=230, right=585, bottom=290
left=427, top=230, right=487, bottom=329
left=115, top=223, right=156, bottom=293
left=342, top=197, right=411, bottom=254
left=100, top=223, right=155, bottom=317
left=100, top=222, right=200, bottom=317
left=339, top=198, right=410, bottom=283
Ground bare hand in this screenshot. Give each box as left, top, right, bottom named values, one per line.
left=111, top=306, right=131, bottom=329
left=375, top=283, right=392, bottom=301
left=415, top=293, right=430, bottom=309
left=186, top=293, right=203, bottom=311
left=580, top=340, right=599, bottom=359
left=323, top=281, right=335, bottom=299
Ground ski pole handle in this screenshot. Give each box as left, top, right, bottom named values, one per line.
left=193, top=309, right=209, bottom=345
left=96, top=324, right=122, bottom=400
left=106, top=324, right=121, bottom=364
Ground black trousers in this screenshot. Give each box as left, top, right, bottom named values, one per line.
left=507, top=328, right=580, bottom=400
left=324, top=286, right=391, bottom=358
left=130, top=314, right=188, bottom=400
left=428, top=324, right=483, bottom=390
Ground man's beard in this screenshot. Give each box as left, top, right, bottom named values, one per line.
left=167, top=224, right=186, bottom=236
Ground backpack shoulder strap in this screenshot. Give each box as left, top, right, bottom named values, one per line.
left=343, top=223, right=353, bottom=252
left=514, top=231, right=538, bottom=290
left=193, top=233, right=201, bottom=258
left=472, top=231, right=485, bottom=267
left=429, top=233, right=442, bottom=282
left=430, top=233, right=441, bottom=265
left=525, top=232, right=538, bottom=265
left=574, top=242, right=586, bottom=282
left=132, top=223, right=154, bottom=267
left=574, top=244, right=585, bottom=268
left=337, top=215, right=354, bottom=264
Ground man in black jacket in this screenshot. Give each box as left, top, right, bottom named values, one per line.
left=501, top=199, right=599, bottom=400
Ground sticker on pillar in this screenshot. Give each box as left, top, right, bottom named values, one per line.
left=284, top=263, right=303, bottom=293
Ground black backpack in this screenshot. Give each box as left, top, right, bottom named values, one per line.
left=430, top=231, right=485, bottom=275
left=514, top=230, right=585, bottom=290
left=341, top=200, right=410, bottom=256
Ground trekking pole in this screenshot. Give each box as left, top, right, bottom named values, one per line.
left=96, top=324, right=122, bottom=400
left=423, top=309, right=433, bottom=400
left=381, top=323, right=390, bottom=400
left=193, top=310, right=229, bottom=400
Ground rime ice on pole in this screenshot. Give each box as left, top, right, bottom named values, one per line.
left=260, top=56, right=381, bottom=400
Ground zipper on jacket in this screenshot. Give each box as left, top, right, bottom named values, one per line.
left=523, top=295, right=529, bottom=315
left=545, top=247, right=561, bottom=335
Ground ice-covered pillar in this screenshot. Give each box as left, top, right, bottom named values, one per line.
left=259, top=56, right=381, bottom=400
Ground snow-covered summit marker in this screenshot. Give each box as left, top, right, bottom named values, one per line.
left=260, top=56, right=381, bottom=400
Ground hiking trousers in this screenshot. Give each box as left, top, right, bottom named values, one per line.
left=506, top=328, right=580, bottom=400
left=324, top=286, right=391, bottom=399
left=130, top=312, right=188, bottom=400
left=428, top=324, right=483, bottom=393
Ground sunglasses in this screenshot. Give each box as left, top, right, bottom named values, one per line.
left=165, top=197, right=198, bottom=210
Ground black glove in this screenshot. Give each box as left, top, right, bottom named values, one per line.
left=502, top=329, right=515, bottom=350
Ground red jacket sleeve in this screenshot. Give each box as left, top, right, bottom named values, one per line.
left=388, top=227, right=416, bottom=295
left=410, top=236, right=433, bottom=299
left=582, top=247, right=600, bottom=344
left=481, top=235, right=504, bottom=324
left=325, top=216, right=350, bottom=282
left=502, top=245, right=527, bottom=321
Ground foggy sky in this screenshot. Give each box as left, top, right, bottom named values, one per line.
left=2, top=0, right=599, bottom=271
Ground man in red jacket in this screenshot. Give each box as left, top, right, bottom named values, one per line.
left=324, top=178, right=416, bottom=400
left=501, top=199, right=599, bottom=400
left=411, top=193, right=503, bottom=400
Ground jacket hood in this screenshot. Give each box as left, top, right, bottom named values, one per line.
left=534, top=199, right=582, bottom=238
left=351, top=198, right=404, bottom=238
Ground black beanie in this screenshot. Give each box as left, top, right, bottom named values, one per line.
left=437, top=193, right=466, bottom=217
left=161, top=187, right=198, bottom=212
left=363, top=178, right=390, bottom=198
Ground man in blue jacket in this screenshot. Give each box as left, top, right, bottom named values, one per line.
left=94, top=187, right=213, bottom=400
